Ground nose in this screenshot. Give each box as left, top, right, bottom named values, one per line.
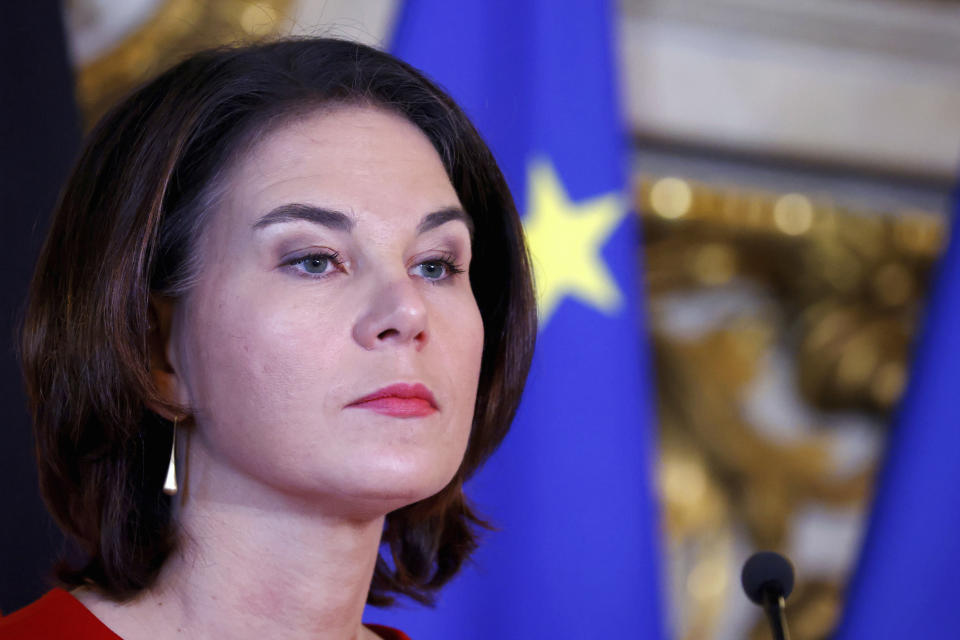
left=352, top=278, right=428, bottom=350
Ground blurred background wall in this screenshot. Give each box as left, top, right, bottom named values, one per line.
left=8, top=1, right=958, bottom=638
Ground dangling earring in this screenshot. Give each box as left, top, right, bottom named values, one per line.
left=163, top=417, right=178, bottom=496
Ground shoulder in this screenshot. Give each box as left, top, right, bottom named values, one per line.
left=366, top=622, right=413, bottom=640
left=0, top=588, right=122, bottom=639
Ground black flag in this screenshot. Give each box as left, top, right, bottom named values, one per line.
left=0, top=0, right=80, bottom=613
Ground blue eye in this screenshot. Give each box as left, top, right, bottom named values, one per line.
left=301, top=256, right=329, bottom=274
left=413, top=254, right=465, bottom=283
left=285, top=251, right=343, bottom=278
left=418, top=261, right=447, bottom=280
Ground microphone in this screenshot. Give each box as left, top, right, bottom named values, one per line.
left=741, top=551, right=795, bottom=640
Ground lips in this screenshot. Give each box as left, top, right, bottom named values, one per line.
left=346, top=383, right=438, bottom=418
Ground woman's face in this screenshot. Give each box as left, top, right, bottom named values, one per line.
left=165, top=105, right=484, bottom=517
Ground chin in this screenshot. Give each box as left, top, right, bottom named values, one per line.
left=356, top=458, right=460, bottom=515
left=371, top=456, right=458, bottom=501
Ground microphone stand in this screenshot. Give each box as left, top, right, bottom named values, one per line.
left=741, top=551, right=795, bottom=640
left=761, top=589, right=791, bottom=640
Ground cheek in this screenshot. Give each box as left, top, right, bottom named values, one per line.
left=437, top=295, right=485, bottom=433
left=178, top=284, right=345, bottom=434
left=464, top=307, right=485, bottom=397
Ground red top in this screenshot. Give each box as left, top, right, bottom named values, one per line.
left=0, top=589, right=410, bottom=639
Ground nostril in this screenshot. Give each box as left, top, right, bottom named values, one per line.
left=377, top=328, right=400, bottom=341
left=357, top=293, right=428, bottom=348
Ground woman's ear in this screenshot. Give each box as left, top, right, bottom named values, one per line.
left=148, top=295, right=189, bottom=419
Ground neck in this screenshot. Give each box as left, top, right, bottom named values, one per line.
left=158, top=498, right=385, bottom=639
left=79, top=480, right=388, bottom=640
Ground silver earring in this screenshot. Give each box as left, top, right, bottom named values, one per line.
left=163, top=418, right=178, bottom=496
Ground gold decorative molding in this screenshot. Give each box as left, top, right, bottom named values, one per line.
left=637, top=174, right=947, bottom=639
left=638, top=176, right=944, bottom=259
left=74, top=0, right=293, bottom=128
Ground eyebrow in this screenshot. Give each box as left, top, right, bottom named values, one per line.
left=417, top=207, right=474, bottom=238
left=253, top=203, right=354, bottom=231
left=253, top=203, right=474, bottom=238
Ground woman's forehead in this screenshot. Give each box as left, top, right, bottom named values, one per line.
left=209, top=105, right=464, bottom=236
left=241, top=105, right=445, bottom=179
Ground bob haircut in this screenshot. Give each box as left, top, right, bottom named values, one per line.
left=21, top=37, right=536, bottom=605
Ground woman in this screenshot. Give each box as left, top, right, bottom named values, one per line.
left=2, top=37, right=536, bottom=639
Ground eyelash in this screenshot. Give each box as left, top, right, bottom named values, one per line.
left=416, top=252, right=466, bottom=284
left=283, top=250, right=466, bottom=283
left=284, top=251, right=346, bottom=279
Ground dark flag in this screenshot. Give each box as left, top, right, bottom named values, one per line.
left=0, top=0, right=80, bottom=612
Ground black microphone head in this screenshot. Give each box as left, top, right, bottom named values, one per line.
left=741, top=551, right=795, bottom=605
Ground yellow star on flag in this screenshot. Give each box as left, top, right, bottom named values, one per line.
left=522, top=159, right=626, bottom=325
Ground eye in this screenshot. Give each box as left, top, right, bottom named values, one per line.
left=284, top=251, right=344, bottom=278
left=411, top=254, right=465, bottom=283
left=418, top=261, right=447, bottom=280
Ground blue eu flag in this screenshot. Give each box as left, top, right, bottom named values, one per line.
left=365, top=2, right=666, bottom=637
left=835, top=195, right=960, bottom=637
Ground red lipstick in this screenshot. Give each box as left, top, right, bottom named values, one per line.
left=347, top=383, right=438, bottom=418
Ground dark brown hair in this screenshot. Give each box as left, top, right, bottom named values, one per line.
left=21, top=37, right=536, bottom=606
